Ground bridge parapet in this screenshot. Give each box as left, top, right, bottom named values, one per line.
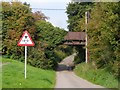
left=64, top=32, right=86, bottom=45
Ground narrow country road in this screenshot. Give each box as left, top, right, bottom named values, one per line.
left=55, top=53, right=104, bottom=88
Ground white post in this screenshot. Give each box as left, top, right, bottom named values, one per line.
left=25, top=46, right=27, bottom=79
left=85, top=12, right=88, bottom=63
left=85, top=32, right=88, bottom=63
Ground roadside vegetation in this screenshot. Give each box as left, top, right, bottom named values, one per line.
left=2, top=57, right=56, bottom=88
left=1, top=2, right=70, bottom=70
left=1, top=1, right=120, bottom=89
left=1, top=2, right=72, bottom=88
left=74, top=63, right=118, bottom=88
left=0, top=56, right=2, bottom=62
left=66, top=2, right=120, bottom=88
left=0, top=30, right=2, bottom=51
left=0, top=57, right=1, bottom=89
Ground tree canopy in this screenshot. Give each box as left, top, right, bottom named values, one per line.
left=66, top=2, right=93, bottom=31
left=86, top=3, right=120, bottom=77
left=2, top=2, right=67, bottom=70
left=66, top=2, right=120, bottom=77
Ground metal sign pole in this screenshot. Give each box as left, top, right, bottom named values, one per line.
left=18, top=31, right=35, bottom=79
left=25, top=46, right=27, bottom=79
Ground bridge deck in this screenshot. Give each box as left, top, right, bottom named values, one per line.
left=64, top=32, right=86, bottom=45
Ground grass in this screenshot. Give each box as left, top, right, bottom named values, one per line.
left=2, top=57, right=56, bottom=88
left=74, top=62, right=119, bottom=88
left=0, top=56, right=1, bottom=89
left=0, top=56, right=1, bottom=62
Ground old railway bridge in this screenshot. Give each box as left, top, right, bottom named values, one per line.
left=63, top=31, right=89, bottom=63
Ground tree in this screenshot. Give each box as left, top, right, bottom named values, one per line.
left=32, top=11, right=48, bottom=21
left=33, top=20, right=67, bottom=69
left=2, top=2, right=35, bottom=58
left=66, top=2, right=93, bottom=31
left=79, top=2, right=120, bottom=77
left=67, top=2, right=120, bottom=77
left=66, top=2, right=93, bottom=63
left=2, top=1, right=68, bottom=70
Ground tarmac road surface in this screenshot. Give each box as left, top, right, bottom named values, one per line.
left=55, top=53, right=104, bottom=88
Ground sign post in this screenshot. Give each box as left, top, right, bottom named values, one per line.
left=25, top=46, right=27, bottom=79
left=18, top=31, right=34, bottom=79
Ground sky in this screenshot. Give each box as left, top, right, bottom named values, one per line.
left=20, top=0, right=71, bottom=31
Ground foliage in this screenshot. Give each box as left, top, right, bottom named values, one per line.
left=88, top=3, right=120, bottom=76
left=67, top=2, right=120, bottom=77
left=32, top=11, right=48, bottom=21
left=66, top=2, right=93, bottom=31
left=86, top=3, right=120, bottom=77
left=2, top=2, right=67, bottom=70
left=66, top=2, right=93, bottom=65
left=35, top=20, right=66, bottom=48
left=74, top=46, right=85, bottom=64
left=2, top=57, right=56, bottom=88
left=74, top=63, right=119, bottom=88
left=0, top=5, right=1, bottom=51
left=34, top=20, right=67, bottom=69
left=2, top=2, right=35, bottom=57
left=53, top=45, right=73, bottom=62
left=0, top=57, right=1, bottom=89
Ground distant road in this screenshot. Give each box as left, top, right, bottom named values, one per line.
left=55, top=54, right=104, bottom=88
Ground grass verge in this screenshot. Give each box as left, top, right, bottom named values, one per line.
left=0, top=56, right=2, bottom=89
left=0, top=56, right=2, bottom=62
left=74, top=63, right=119, bottom=88
left=2, top=57, right=56, bottom=88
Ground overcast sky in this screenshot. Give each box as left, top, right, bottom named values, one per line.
left=20, top=0, right=71, bottom=31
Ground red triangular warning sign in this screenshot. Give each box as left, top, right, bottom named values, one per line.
left=18, top=31, right=35, bottom=46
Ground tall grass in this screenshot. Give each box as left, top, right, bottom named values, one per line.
left=74, top=63, right=118, bottom=88
left=0, top=56, right=2, bottom=89
left=2, top=58, right=56, bottom=88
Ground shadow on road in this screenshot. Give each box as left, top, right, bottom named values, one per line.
left=56, top=64, right=75, bottom=71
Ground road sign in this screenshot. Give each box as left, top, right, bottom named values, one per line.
left=18, top=31, right=34, bottom=79
left=18, top=31, right=34, bottom=46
